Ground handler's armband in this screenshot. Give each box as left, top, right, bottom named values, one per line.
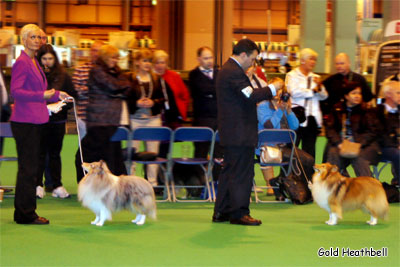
left=241, top=86, right=253, bottom=98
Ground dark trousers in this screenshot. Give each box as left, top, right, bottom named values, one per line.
left=381, top=147, right=400, bottom=184
left=326, top=145, right=372, bottom=177
left=11, top=122, right=43, bottom=223
left=37, top=122, right=66, bottom=189
left=296, top=126, right=318, bottom=161
left=75, top=126, right=127, bottom=183
left=214, top=146, right=254, bottom=219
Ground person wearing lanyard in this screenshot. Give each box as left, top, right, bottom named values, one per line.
left=126, top=49, right=164, bottom=188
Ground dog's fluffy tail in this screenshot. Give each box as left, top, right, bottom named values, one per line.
left=366, top=187, right=389, bottom=220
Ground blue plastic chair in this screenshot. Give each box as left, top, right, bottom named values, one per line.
left=254, top=129, right=297, bottom=203
left=0, top=122, right=17, bottom=191
left=170, top=127, right=215, bottom=202
left=131, top=127, right=173, bottom=202
left=110, top=126, right=132, bottom=174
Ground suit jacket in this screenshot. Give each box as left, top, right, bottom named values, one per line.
left=376, top=104, right=399, bottom=148
left=217, top=58, right=274, bottom=147
left=10, top=50, right=59, bottom=124
left=189, top=67, right=218, bottom=120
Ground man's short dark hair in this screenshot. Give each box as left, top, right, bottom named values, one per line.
left=197, top=46, right=213, bottom=57
left=232, top=39, right=259, bottom=56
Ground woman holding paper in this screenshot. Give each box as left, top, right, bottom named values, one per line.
left=10, top=24, right=70, bottom=224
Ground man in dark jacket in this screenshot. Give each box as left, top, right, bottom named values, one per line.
left=213, top=39, right=283, bottom=226
left=189, top=47, right=222, bottom=180
left=321, top=53, right=373, bottom=115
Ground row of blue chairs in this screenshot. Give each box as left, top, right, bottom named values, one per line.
left=111, top=126, right=299, bottom=203
left=111, top=126, right=216, bottom=202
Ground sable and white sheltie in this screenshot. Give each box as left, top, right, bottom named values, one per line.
left=310, top=163, right=388, bottom=226
left=78, top=160, right=156, bottom=226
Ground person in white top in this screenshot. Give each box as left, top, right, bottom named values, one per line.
left=285, top=48, right=328, bottom=160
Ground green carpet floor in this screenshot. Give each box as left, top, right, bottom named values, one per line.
left=1, top=135, right=399, bottom=266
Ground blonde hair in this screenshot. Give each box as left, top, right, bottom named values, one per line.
left=299, top=48, right=318, bottom=62
left=153, top=50, right=169, bottom=63
left=381, top=80, right=400, bottom=98
left=99, top=45, right=119, bottom=62
left=133, top=49, right=153, bottom=62
left=20, top=24, right=41, bottom=42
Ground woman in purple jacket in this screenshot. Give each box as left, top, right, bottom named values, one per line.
left=10, top=24, right=70, bottom=225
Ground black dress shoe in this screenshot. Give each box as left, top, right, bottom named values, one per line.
left=30, top=217, right=49, bottom=225
left=230, top=215, right=262, bottom=226
left=212, top=212, right=230, bottom=223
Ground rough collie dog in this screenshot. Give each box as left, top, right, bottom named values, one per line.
left=310, top=163, right=388, bottom=226
left=78, top=160, right=156, bottom=226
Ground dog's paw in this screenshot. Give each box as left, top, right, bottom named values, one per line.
left=367, top=220, right=377, bottom=226
left=95, top=222, right=104, bottom=227
left=91, top=221, right=97, bottom=225
left=325, top=220, right=337, bottom=226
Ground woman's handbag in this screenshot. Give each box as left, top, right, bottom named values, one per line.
left=260, top=146, right=282, bottom=164
left=339, top=113, right=361, bottom=158
left=339, top=139, right=361, bottom=158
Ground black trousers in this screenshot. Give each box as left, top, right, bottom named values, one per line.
left=75, top=126, right=127, bottom=183
left=37, top=122, right=66, bottom=189
left=214, top=146, right=254, bottom=219
left=11, top=122, right=44, bottom=223
left=296, top=125, right=318, bottom=161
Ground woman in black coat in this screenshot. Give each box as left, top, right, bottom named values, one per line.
left=75, top=45, right=131, bottom=183
left=325, top=82, right=380, bottom=177
left=36, top=44, right=77, bottom=198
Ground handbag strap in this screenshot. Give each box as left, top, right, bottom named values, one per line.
left=341, top=113, right=347, bottom=140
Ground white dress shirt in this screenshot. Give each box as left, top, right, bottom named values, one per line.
left=285, top=67, right=328, bottom=127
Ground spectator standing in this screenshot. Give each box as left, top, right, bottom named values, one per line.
left=188, top=46, right=223, bottom=180
left=125, top=49, right=164, bottom=187
left=75, top=45, right=130, bottom=183
left=153, top=50, right=190, bottom=129
left=36, top=44, right=77, bottom=198
left=285, top=48, right=328, bottom=159
left=72, top=40, right=104, bottom=140
left=321, top=53, right=373, bottom=115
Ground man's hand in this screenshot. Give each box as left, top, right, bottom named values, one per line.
left=43, top=89, right=56, bottom=100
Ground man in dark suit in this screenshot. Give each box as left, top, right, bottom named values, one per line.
left=189, top=47, right=222, bottom=180
left=213, top=39, right=283, bottom=226
left=376, top=80, right=400, bottom=185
